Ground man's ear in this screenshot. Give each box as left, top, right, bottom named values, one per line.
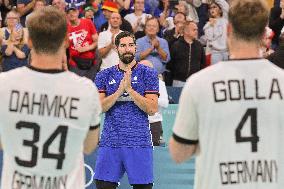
left=27, top=37, right=33, bottom=49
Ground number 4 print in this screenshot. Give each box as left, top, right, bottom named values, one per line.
left=235, top=108, right=259, bottom=152
left=15, top=121, right=68, bottom=169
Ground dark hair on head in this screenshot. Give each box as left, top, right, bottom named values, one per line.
left=27, top=6, right=67, bottom=54
left=115, top=31, right=136, bottom=47
left=229, top=0, right=269, bottom=42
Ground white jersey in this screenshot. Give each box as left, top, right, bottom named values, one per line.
left=0, top=67, right=101, bottom=189
left=173, top=59, right=284, bottom=189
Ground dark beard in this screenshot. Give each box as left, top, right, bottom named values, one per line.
left=119, top=53, right=135, bottom=64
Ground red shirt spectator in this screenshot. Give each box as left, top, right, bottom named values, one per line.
left=68, top=18, right=97, bottom=66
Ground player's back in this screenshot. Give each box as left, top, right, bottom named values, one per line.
left=186, top=59, right=284, bottom=189
left=0, top=67, right=100, bottom=189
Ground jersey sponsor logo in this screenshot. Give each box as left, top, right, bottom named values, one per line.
left=109, top=79, right=116, bottom=85
left=117, top=92, right=133, bottom=102
left=132, top=76, right=138, bottom=84
left=212, top=79, right=283, bottom=102
left=219, top=159, right=278, bottom=185
left=69, top=29, right=88, bottom=49
left=12, top=170, right=68, bottom=189
left=9, top=90, right=79, bottom=120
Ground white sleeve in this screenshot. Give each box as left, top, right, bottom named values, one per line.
left=97, top=32, right=109, bottom=49
left=172, top=80, right=198, bottom=143
left=158, top=80, right=169, bottom=108
left=89, top=85, right=102, bottom=129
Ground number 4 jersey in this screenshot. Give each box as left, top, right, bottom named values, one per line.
left=0, top=66, right=101, bottom=189
left=173, top=59, right=284, bottom=189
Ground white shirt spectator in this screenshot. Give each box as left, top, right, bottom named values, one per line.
left=98, top=29, right=122, bottom=70
left=124, top=13, right=151, bottom=32
left=149, top=79, right=169, bottom=123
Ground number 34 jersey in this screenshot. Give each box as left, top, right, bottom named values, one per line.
left=173, top=59, right=284, bottom=189
left=0, top=67, right=101, bottom=189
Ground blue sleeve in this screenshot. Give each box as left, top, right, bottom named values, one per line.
left=135, top=39, right=143, bottom=61
left=160, top=38, right=171, bottom=64
left=154, top=8, right=161, bottom=17
left=1, top=45, right=7, bottom=56
left=95, top=70, right=107, bottom=93
left=17, top=0, right=30, bottom=5
left=22, top=44, right=30, bottom=57
left=144, top=68, right=159, bottom=96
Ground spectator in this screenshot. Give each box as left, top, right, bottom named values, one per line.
left=163, top=12, right=186, bottom=49
left=25, top=0, right=46, bottom=26
left=180, top=0, right=202, bottom=23
left=168, top=21, right=205, bottom=87
left=124, top=0, right=151, bottom=39
left=1, top=24, right=29, bottom=71
left=0, top=10, right=28, bottom=45
left=155, top=0, right=174, bottom=30
left=67, top=4, right=99, bottom=80
left=144, top=0, right=158, bottom=15
left=140, top=60, right=169, bottom=146
left=51, top=0, right=66, bottom=12
left=164, top=1, right=189, bottom=31
left=260, top=26, right=275, bottom=58
left=17, top=0, right=36, bottom=26
left=114, top=0, right=131, bottom=17
left=269, top=0, right=284, bottom=48
left=0, top=0, right=14, bottom=27
left=98, top=12, right=122, bottom=70
left=203, top=0, right=229, bottom=65
left=136, top=17, right=170, bottom=74
left=84, top=5, right=96, bottom=20
left=163, top=12, right=186, bottom=86
left=65, top=0, right=85, bottom=9
left=100, top=0, right=133, bottom=33
left=267, top=30, right=284, bottom=69
left=83, top=1, right=106, bottom=31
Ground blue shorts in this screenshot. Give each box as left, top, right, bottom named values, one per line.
left=94, top=147, right=153, bottom=184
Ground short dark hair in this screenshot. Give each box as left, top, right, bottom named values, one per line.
left=26, top=6, right=67, bottom=54
left=115, top=31, right=136, bottom=47
left=229, top=0, right=269, bottom=42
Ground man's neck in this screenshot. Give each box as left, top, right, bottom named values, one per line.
left=110, top=27, right=120, bottom=33
left=70, top=19, right=80, bottom=26
left=228, top=38, right=261, bottom=59
left=30, top=51, right=64, bottom=70
left=134, top=10, right=143, bottom=16
left=148, top=34, right=156, bottom=40
left=119, top=60, right=137, bottom=71
left=184, top=36, right=193, bottom=44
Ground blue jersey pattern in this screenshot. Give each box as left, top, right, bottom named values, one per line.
left=95, top=63, right=159, bottom=147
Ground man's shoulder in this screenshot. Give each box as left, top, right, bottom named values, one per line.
left=136, top=36, right=147, bottom=42
left=97, top=66, right=117, bottom=76
left=136, top=63, right=158, bottom=76
left=80, top=18, right=94, bottom=26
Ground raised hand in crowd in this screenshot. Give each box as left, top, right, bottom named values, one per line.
left=151, top=38, right=160, bottom=50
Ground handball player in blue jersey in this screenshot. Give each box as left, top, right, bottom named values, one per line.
left=94, top=31, right=159, bottom=189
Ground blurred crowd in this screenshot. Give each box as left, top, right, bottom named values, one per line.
left=0, top=0, right=282, bottom=86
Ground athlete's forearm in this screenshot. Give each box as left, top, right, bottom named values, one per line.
left=127, top=88, right=158, bottom=116
left=101, top=91, right=121, bottom=112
